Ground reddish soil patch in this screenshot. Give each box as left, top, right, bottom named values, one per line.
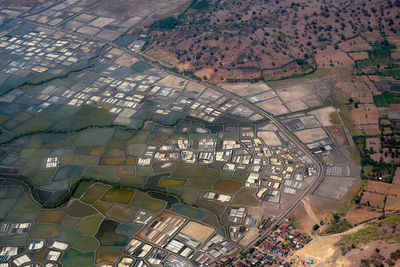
left=351, top=104, right=379, bottom=125
left=360, top=192, right=385, bottom=209
left=364, top=181, right=390, bottom=194
left=392, top=167, right=400, bottom=186
left=345, top=204, right=381, bottom=225
left=385, top=195, right=400, bottom=211
left=145, top=0, right=400, bottom=81
left=327, top=125, right=349, bottom=146
left=365, top=138, right=380, bottom=153
left=348, top=52, right=369, bottom=61
left=213, top=179, right=242, bottom=194
left=361, top=124, right=380, bottom=135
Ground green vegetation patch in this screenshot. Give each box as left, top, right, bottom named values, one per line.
left=159, top=178, right=187, bottom=186
left=101, top=188, right=133, bottom=204
left=93, top=201, right=112, bottom=214
left=96, top=247, right=123, bottom=264
left=67, top=200, right=98, bottom=218
left=72, top=181, right=93, bottom=199
left=6, top=194, right=42, bottom=221
left=130, top=61, right=152, bottom=73
left=341, top=225, right=379, bottom=246
left=29, top=223, right=61, bottom=239
left=81, top=184, right=111, bottom=204
left=58, top=226, right=83, bottom=244
left=78, top=215, right=104, bottom=235
left=75, top=128, right=114, bottom=147
left=35, top=210, right=67, bottom=224
left=231, top=188, right=260, bottom=206
left=196, top=199, right=227, bottom=215
left=213, top=179, right=242, bottom=194
left=61, top=248, right=95, bottom=267
left=95, top=219, right=127, bottom=246
left=174, top=164, right=220, bottom=190
left=73, top=236, right=99, bottom=252
left=182, top=187, right=199, bottom=205
left=130, top=191, right=166, bottom=213
left=170, top=203, right=208, bottom=220
left=373, top=91, right=400, bottom=107
left=150, top=17, right=179, bottom=30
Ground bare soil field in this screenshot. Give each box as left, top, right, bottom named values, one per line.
left=256, top=98, right=289, bottom=115
left=179, top=221, right=214, bottom=242
left=351, top=104, right=379, bottom=125
left=87, top=0, right=189, bottom=29
left=327, top=126, right=349, bottom=146
left=315, top=46, right=354, bottom=69
left=393, top=167, right=400, bottom=185
left=294, top=128, right=328, bottom=144
left=345, top=205, right=381, bottom=226
left=257, top=131, right=281, bottom=146
left=348, top=52, right=369, bottom=61
left=219, top=82, right=271, bottom=97
left=144, top=0, right=400, bottom=81
left=309, top=106, right=339, bottom=126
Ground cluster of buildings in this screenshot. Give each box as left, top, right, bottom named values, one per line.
left=124, top=212, right=237, bottom=266
left=0, top=28, right=101, bottom=77
left=230, top=224, right=311, bottom=267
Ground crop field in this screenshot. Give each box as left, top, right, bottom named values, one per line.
left=159, top=177, right=187, bottom=186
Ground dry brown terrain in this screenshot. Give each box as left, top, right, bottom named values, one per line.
left=144, top=0, right=400, bottom=81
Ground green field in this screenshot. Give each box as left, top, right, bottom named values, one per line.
left=130, top=191, right=166, bottom=213
left=373, top=91, right=400, bottom=107
left=101, top=188, right=133, bottom=204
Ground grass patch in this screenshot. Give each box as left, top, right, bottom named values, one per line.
left=78, top=215, right=103, bottom=235
left=331, top=87, right=363, bottom=136
left=231, top=188, right=260, bottom=206
left=341, top=225, right=379, bottom=246
left=57, top=226, right=83, bottom=244
left=101, top=188, right=133, bottom=204
left=159, top=178, right=187, bottom=186
left=329, top=111, right=342, bottom=125
left=67, top=200, right=98, bottom=218
left=35, top=210, right=67, bottom=224
left=93, top=201, right=112, bottom=214
left=383, top=215, right=400, bottom=225
left=373, top=91, right=400, bottom=107
left=130, top=191, right=166, bottom=213
left=61, top=248, right=95, bottom=267
left=81, top=184, right=111, bottom=204
left=174, top=164, right=219, bottom=180
left=73, top=236, right=99, bottom=252
left=29, top=224, right=61, bottom=239
left=348, top=145, right=361, bottom=166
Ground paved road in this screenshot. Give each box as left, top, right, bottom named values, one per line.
left=5, top=14, right=326, bottom=255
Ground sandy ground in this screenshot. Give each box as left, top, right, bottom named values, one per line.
left=258, top=131, right=281, bottom=146
left=309, top=106, right=338, bottom=126
left=179, top=221, right=214, bottom=242
left=292, top=224, right=367, bottom=266
left=294, top=128, right=328, bottom=143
